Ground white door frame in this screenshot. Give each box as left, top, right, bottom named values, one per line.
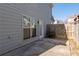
left=36, top=20, right=44, bottom=39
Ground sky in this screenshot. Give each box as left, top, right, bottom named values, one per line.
left=52, top=3, right=79, bottom=22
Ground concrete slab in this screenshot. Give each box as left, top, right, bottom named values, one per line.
left=2, top=38, right=71, bottom=56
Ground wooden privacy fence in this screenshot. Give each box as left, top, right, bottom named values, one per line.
left=46, top=24, right=68, bottom=40
left=24, top=28, right=36, bottom=39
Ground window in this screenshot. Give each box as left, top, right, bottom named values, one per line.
left=23, top=16, right=30, bottom=40
left=23, top=16, right=36, bottom=40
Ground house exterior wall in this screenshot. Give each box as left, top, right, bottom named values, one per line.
left=0, top=4, right=23, bottom=55
left=0, top=3, right=53, bottom=55
left=8, top=3, right=53, bottom=37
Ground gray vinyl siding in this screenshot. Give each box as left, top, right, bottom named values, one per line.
left=8, top=4, right=53, bottom=36
left=0, top=3, right=53, bottom=55
left=0, top=4, right=23, bottom=55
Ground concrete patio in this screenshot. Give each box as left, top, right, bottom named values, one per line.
left=1, top=38, right=70, bottom=56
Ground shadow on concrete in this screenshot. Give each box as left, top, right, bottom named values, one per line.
left=1, top=38, right=69, bottom=56
left=1, top=24, right=69, bottom=56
